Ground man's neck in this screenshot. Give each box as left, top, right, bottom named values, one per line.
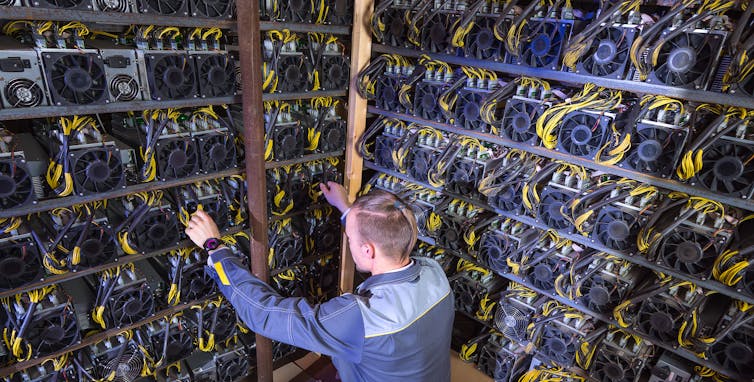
left=371, top=258, right=413, bottom=275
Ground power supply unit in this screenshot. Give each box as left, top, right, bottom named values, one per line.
left=0, top=37, right=49, bottom=109
left=38, top=48, right=108, bottom=106
left=87, top=40, right=145, bottom=102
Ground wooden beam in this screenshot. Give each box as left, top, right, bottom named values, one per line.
left=340, top=0, right=374, bottom=293
left=236, top=1, right=273, bottom=380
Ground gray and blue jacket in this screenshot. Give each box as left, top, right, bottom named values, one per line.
left=208, top=248, right=454, bottom=382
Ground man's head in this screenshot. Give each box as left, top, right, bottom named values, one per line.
left=344, top=190, right=418, bottom=274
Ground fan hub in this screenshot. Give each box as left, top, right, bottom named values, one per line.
left=41, top=325, right=65, bottom=343
left=81, top=238, right=104, bottom=260
left=430, top=24, right=447, bottom=44
left=637, top=140, right=662, bottom=162
left=649, top=312, right=674, bottom=333
left=328, top=64, right=343, bottom=81
left=115, top=80, right=134, bottom=95
left=163, top=67, right=186, bottom=90
left=606, top=220, right=630, bottom=241
left=14, top=86, right=34, bottom=103
left=445, top=228, right=459, bottom=243
left=208, top=66, right=227, bottom=85
left=530, top=34, right=552, bottom=57
left=380, top=85, right=396, bottom=105
left=713, top=156, right=744, bottom=181
left=285, top=66, right=302, bottom=84
left=168, top=149, right=188, bottom=169
left=725, top=342, right=753, bottom=364
left=503, top=315, right=518, bottom=329
left=421, top=94, right=437, bottom=111
left=675, top=241, right=703, bottom=263
left=547, top=201, right=565, bottom=220
left=475, top=28, right=494, bottom=50
left=280, top=134, right=297, bottom=151
left=86, top=160, right=111, bottom=183
left=570, top=124, right=593, bottom=145
left=64, top=67, right=94, bottom=92
left=604, top=363, right=625, bottom=380
left=103, top=0, right=120, bottom=7
left=123, top=298, right=143, bottom=316
left=209, top=143, right=228, bottom=162
left=224, top=364, right=243, bottom=379
left=0, top=257, right=23, bottom=278
left=0, top=174, right=17, bottom=198
left=588, top=285, right=611, bottom=306
left=324, top=128, right=344, bottom=148
left=546, top=338, right=566, bottom=353
left=667, top=47, right=697, bottom=74
left=594, top=39, right=618, bottom=65
left=512, top=112, right=531, bottom=133
left=533, top=264, right=553, bottom=282
left=147, top=224, right=167, bottom=241
left=499, top=186, right=515, bottom=202
left=463, top=102, right=480, bottom=122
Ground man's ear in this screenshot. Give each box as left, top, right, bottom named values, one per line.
left=362, top=242, right=376, bottom=259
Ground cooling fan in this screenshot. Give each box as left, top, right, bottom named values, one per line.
left=270, top=125, right=305, bottom=160
left=374, top=134, right=398, bottom=170
left=707, top=324, right=754, bottom=377
left=0, top=49, right=48, bottom=108
left=181, top=262, right=218, bottom=301
left=408, top=147, right=437, bottom=183
left=0, top=237, right=43, bottom=291
left=70, top=147, right=126, bottom=196
left=634, top=298, right=684, bottom=344
left=27, top=0, right=92, bottom=9
left=578, top=274, right=623, bottom=314
left=378, top=8, right=408, bottom=46
left=196, top=53, right=237, bottom=98
left=422, top=13, right=453, bottom=53
left=136, top=0, right=189, bottom=15
left=488, top=183, right=525, bottom=215
left=525, top=257, right=563, bottom=292
left=466, top=17, right=503, bottom=60
left=21, top=304, right=80, bottom=357
left=277, top=55, right=312, bottom=92
left=454, top=89, right=489, bottom=132
left=654, top=229, right=717, bottom=278
left=144, top=53, right=197, bottom=101
left=477, top=231, right=512, bottom=274
left=64, top=223, right=119, bottom=268
left=152, top=327, right=195, bottom=364
left=694, top=139, right=754, bottom=197
left=190, top=0, right=233, bottom=18
left=575, top=26, right=636, bottom=79
left=500, top=98, right=543, bottom=145
left=0, top=159, right=36, bottom=209
left=435, top=218, right=465, bottom=252
left=375, top=76, right=403, bottom=111
left=106, top=283, right=155, bottom=327
left=320, top=55, right=350, bottom=90
left=155, top=137, right=200, bottom=180
left=205, top=303, right=238, bottom=344
left=2, top=79, right=46, bottom=108
left=509, top=21, right=570, bottom=69
left=446, top=159, right=483, bottom=196
left=556, top=111, right=610, bottom=158
left=40, top=51, right=107, bottom=106
left=494, top=299, right=531, bottom=343
left=536, top=188, right=575, bottom=232
left=476, top=343, right=514, bottom=380
left=217, top=354, right=249, bottom=382
left=622, top=122, right=687, bottom=178
left=317, top=120, right=345, bottom=153
left=197, top=132, right=237, bottom=172
left=414, top=82, right=447, bottom=121
left=270, top=233, right=304, bottom=269
left=108, top=74, right=140, bottom=101
left=590, top=347, right=639, bottom=382
left=127, top=209, right=181, bottom=252
left=450, top=277, right=483, bottom=316
left=646, top=30, right=725, bottom=89
left=592, top=207, right=639, bottom=251
left=91, top=341, right=145, bottom=381
left=537, top=325, right=577, bottom=367
left=311, top=220, right=340, bottom=255
left=278, top=0, right=312, bottom=22
left=92, top=0, right=132, bottom=11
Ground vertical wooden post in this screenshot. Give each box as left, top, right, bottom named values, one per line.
left=340, top=0, right=375, bottom=293
left=236, top=1, right=273, bottom=380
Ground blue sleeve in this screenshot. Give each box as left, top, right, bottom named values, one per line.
left=207, top=248, right=364, bottom=362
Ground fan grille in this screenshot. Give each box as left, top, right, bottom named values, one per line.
left=4, top=78, right=45, bottom=108
left=43, top=52, right=107, bottom=106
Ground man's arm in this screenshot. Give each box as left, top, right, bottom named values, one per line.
left=185, top=210, right=364, bottom=362
left=207, top=248, right=365, bottom=362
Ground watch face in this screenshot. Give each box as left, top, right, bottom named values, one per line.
left=204, top=238, right=220, bottom=251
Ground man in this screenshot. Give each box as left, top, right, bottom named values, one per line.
left=184, top=182, right=454, bottom=382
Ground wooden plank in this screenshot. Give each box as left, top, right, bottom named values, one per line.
left=236, top=1, right=274, bottom=380
left=339, top=0, right=374, bottom=294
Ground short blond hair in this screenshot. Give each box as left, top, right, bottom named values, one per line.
left=351, top=190, right=418, bottom=261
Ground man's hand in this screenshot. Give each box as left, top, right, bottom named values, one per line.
left=319, top=181, right=350, bottom=213
left=185, top=210, right=222, bottom=248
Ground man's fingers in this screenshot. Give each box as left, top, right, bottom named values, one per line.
left=320, top=182, right=330, bottom=193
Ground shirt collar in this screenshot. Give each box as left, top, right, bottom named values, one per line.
left=356, top=258, right=421, bottom=293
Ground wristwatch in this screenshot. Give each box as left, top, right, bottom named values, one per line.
left=203, top=237, right=222, bottom=252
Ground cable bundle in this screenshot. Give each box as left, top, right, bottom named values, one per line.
left=44, top=116, right=102, bottom=197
